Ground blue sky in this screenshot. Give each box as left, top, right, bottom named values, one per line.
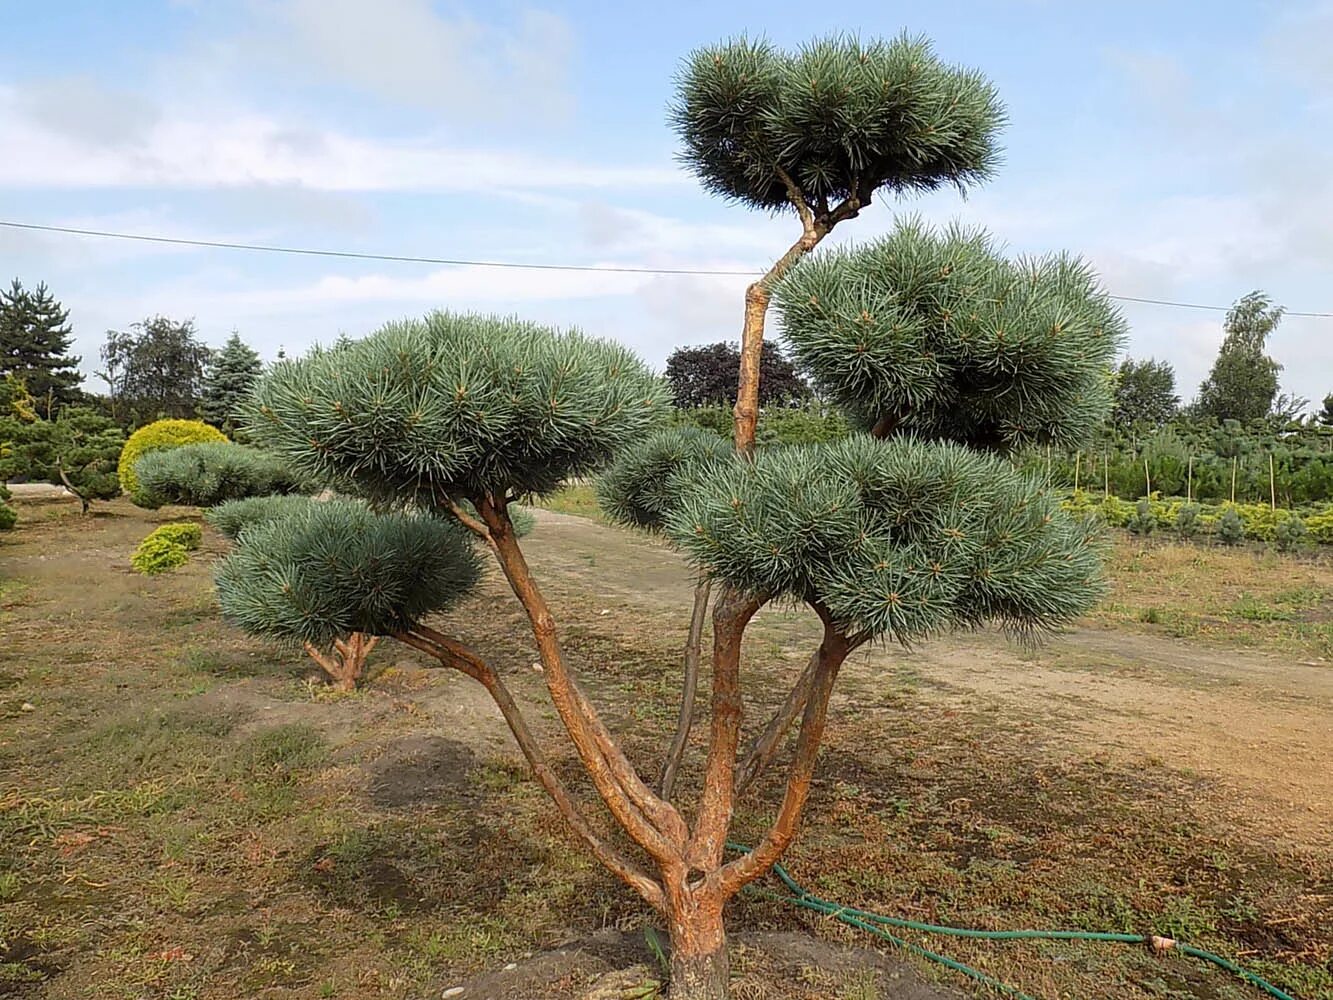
left=2, top=1, right=1331, bottom=406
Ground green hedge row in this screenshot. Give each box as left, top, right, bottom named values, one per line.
left=1063, top=491, right=1333, bottom=545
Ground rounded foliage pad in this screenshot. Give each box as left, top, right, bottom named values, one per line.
left=206, top=494, right=315, bottom=540
left=668, top=435, right=1105, bottom=643
left=248, top=312, right=670, bottom=508
left=776, top=218, right=1125, bottom=451
left=215, top=500, right=481, bottom=647
left=119, top=419, right=227, bottom=497
left=133, top=442, right=306, bottom=509
left=597, top=426, right=732, bottom=531
left=672, top=34, right=1004, bottom=211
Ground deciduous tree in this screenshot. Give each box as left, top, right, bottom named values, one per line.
left=1195, top=291, right=1283, bottom=423
left=99, top=317, right=211, bottom=423
left=1112, top=358, right=1179, bottom=429
left=664, top=341, right=808, bottom=409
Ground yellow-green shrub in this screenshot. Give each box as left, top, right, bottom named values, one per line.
left=1306, top=508, right=1333, bottom=544
left=118, top=419, right=227, bottom=498
left=152, top=521, right=202, bottom=551
left=130, top=522, right=202, bottom=574
left=1062, top=491, right=1333, bottom=545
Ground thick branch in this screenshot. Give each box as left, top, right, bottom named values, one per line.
left=711, top=612, right=856, bottom=897
left=397, top=629, right=664, bottom=910
left=302, top=640, right=342, bottom=679
left=733, top=179, right=870, bottom=456
left=55, top=460, right=89, bottom=514
left=685, top=586, right=764, bottom=871
left=735, top=649, right=819, bottom=795
left=774, top=165, right=815, bottom=237
left=475, top=497, right=689, bottom=860
left=659, top=578, right=711, bottom=800
left=446, top=498, right=496, bottom=550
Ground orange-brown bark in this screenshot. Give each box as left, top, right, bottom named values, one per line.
left=477, top=496, right=688, bottom=860
left=686, top=587, right=763, bottom=871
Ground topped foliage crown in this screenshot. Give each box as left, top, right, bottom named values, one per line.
left=671, top=33, right=1006, bottom=212
left=248, top=311, right=670, bottom=506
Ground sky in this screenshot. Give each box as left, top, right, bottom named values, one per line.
left=2, top=0, right=1331, bottom=407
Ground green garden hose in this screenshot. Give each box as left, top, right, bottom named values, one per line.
left=726, top=843, right=1298, bottom=1000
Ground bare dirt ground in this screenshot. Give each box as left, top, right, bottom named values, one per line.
left=525, top=505, right=1333, bottom=850
left=1, top=495, right=1330, bottom=999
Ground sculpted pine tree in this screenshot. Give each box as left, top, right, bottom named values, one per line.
left=215, top=36, right=1120, bottom=1000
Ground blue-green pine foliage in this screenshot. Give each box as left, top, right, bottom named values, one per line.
left=134, top=442, right=307, bottom=508
left=775, top=219, right=1124, bottom=451
left=596, top=426, right=731, bottom=531
left=665, top=436, right=1104, bottom=644
left=206, top=494, right=315, bottom=540
left=671, top=35, right=1004, bottom=211
left=248, top=312, right=669, bottom=507
left=215, top=500, right=480, bottom=647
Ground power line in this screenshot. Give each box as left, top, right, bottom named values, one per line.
left=4, top=218, right=1332, bottom=318
left=0, top=220, right=755, bottom=276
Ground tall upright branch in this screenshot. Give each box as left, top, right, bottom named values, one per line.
left=685, top=586, right=764, bottom=870
left=712, top=610, right=856, bottom=896
left=732, top=181, right=865, bottom=455
left=659, top=577, right=712, bottom=800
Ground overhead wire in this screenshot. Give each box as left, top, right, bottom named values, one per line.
left=3, top=219, right=1331, bottom=318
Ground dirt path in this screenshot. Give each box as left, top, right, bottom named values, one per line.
left=525, top=507, right=1333, bottom=850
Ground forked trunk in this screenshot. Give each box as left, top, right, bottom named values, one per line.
left=668, top=895, right=729, bottom=1000
left=304, top=632, right=378, bottom=691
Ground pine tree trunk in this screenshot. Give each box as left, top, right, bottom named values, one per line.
left=668, top=897, right=729, bottom=1000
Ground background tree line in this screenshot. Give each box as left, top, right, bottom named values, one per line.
left=1, top=278, right=265, bottom=513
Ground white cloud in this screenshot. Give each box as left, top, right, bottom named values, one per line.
left=0, top=90, right=684, bottom=193
left=273, top=0, right=575, bottom=121
left=15, top=76, right=160, bottom=148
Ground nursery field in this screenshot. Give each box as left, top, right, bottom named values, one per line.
left=1, top=492, right=1331, bottom=1000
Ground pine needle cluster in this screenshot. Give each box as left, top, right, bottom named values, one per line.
left=133, top=442, right=307, bottom=509
left=667, top=435, right=1105, bottom=643
left=205, top=494, right=315, bottom=540
left=776, top=219, right=1125, bottom=451
left=215, top=500, right=480, bottom=648
left=671, top=34, right=1004, bottom=211
left=248, top=312, right=670, bottom=507
left=597, top=426, right=731, bottom=531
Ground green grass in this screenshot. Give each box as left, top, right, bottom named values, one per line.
left=535, top=483, right=603, bottom=521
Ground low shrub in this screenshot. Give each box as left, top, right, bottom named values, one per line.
left=152, top=521, right=202, bottom=551
left=1306, top=507, right=1333, bottom=545
left=1127, top=499, right=1156, bottom=536
left=131, top=532, right=190, bottom=575
left=1175, top=503, right=1200, bottom=539
left=1218, top=508, right=1245, bottom=547
left=1274, top=515, right=1308, bottom=553
left=0, top=503, right=15, bottom=531
left=118, top=419, right=227, bottom=498
left=133, top=442, right=305, bottom=509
